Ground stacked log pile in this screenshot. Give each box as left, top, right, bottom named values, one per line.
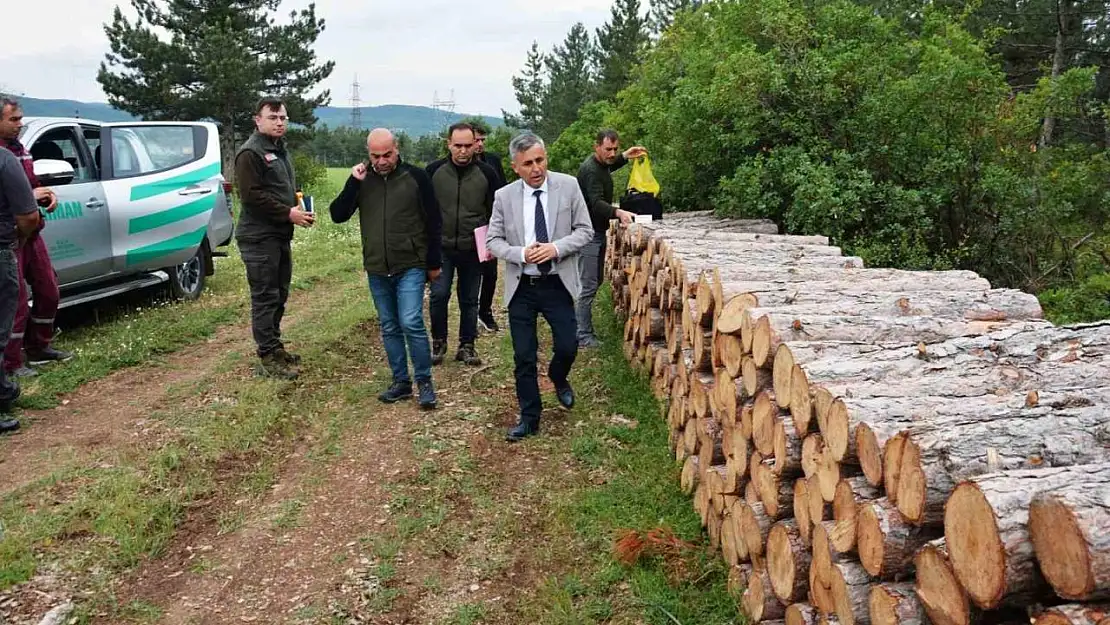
left=605, top=212, right=1110, bottom=625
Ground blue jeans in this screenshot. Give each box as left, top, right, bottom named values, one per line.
left=367, top=268, right=433, bottom=385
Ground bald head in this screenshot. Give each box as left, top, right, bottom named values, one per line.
left=366, top=128, right=399, bottom=175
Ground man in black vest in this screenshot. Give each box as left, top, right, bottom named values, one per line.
left=234, top=97, right=315, bottom=379
left=473, top=126, right=507, bottom=333
left=426, top=123, right=501, bottom=366
left=329, top=129, right=443, bottom=409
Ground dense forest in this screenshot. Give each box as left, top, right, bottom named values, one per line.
left=299, top=0, right=1108, bottom=322
left=505, top=0, right=1110, bottom=322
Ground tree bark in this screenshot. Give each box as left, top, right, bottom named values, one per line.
left=772, top=417, right=804, bottom=478
left=1029, top=478, right=1110, bottom=600
left=752, top=313, right=1011, bottom=370
left=913, top=539, right=974, bottom=625
left=736, top=288, right=1043, bottom=323
left=794, top=478, right=813, bottom=546
left=857, top=497, right=938, bottom=580
left=787, top=603, right=820, bottom=625
left=869, top=583, right=926, bottom=625
left=943, top=464, right=1110, bottom=610
left=895, top=400, right=1110, bottom=526
left=1034, top=604, right=1110, bottom=625
left=830, top=560, right=872, bottom=625
left=768, top=519, right=812, bottom=604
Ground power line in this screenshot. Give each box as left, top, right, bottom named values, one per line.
left=432, top=89, right=456, bottom=130
left=350, top=74, right=362, bottom=129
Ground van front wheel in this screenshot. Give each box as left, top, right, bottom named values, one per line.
left=167, top=244, right=208, bottom=300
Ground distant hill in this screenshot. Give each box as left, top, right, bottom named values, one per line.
left=14, top=96, right=502, bottom=137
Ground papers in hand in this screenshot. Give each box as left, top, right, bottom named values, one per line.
left=474, top=225, right=492, bottom=262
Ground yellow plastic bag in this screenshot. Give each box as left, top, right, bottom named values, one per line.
left=628, top=155, right=660, bottom=196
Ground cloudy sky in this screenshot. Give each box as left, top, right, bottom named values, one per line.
left=2, top=0, right=618, bottom=117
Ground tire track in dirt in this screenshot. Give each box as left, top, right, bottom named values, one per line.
left=0, top=284, right=342, bottom=499
left=96, top=315, right=554, bottom=625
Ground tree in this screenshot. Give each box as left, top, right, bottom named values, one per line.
left=502, top=41, right=548, bottom=132
left=649, top=0, right=704, bottom=34
left=594, top=0, right=651, bottom=101
left=540, top=22, right=597, bottom=140
left=97, top=0, right=335, bottom=175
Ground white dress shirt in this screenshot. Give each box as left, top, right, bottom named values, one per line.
left=521, top=177, right=552, bottom=276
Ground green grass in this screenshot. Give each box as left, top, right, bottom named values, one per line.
left=13, top=172, right=356, bottom=410
left=0, top=262, right=374, bottom=591
left=516, top=286, right=741, bottom=625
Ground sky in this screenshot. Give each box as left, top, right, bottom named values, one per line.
left=1, top=0, right=618, bottom=117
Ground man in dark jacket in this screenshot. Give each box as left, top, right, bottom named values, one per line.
left=426, top=123, right=501, bottom=367
left=0, top=144, right=43, bottom=433
left=575, top=129, right=643, bottom=348
left=234, top=97, right=315, bottom=379
left=474, top=126, right=507, bottom=333
left=329, top=128, right=442, bottom=409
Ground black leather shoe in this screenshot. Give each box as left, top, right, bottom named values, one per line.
left=0, top=418, right=19, bottom=434
left=506, top=418, right=539, bottom=442
left=555, top=384, right=575, bottom=409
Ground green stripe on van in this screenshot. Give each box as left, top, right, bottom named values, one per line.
left=129, top=162, right=222, bottom=201
left=126, top=225, right=207, bottom=267
left=128, top=194, right=216, bottom=235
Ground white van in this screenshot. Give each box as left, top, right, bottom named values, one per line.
left=17, top=117, right=235, bottom=306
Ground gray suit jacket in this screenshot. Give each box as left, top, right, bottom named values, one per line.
left=486, top=171, right=595, bottom=307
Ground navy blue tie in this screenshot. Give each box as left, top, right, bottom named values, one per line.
left=533, top=189, right=551, bottom=274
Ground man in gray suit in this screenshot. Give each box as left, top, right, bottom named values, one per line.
left=486, top=132, right=594, bottom=442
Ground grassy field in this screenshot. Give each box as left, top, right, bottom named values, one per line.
left=0, top=168, right=739, bottom=624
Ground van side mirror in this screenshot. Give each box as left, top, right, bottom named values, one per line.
left=33, top=159, right=76, bottom=186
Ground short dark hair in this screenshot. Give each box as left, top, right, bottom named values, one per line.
left=447, top=122, right=476, bottom=140
left=255, top=96, right=285, bottom=115
left=595, top=129, right=620, bottom=145
left=470, top=120, right=492, bottom=136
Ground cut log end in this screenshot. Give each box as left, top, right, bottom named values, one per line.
left=914, top=540, right=971, bottom=625
left=1029, top=491, right=1103, bottom=601
left=943, top=482, right=1006, bottom=609
left=767, top=520, right=811, bottom=604
left=787, top=603, right=820, bottom=625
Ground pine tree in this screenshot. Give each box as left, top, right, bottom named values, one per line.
left=595, top=0, right=650, bottom=101
left=649, top=0, right=704, bottom=34
left=97, top=0, right=335, bottom=174
left=540, top=22, right=596, bottom=140
left=502, top=41, right=548, bottom=131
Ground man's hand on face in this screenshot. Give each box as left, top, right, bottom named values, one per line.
left=33, top=188, right=57, bottom=212
left=290, top=207, right=315, bottom=227
left=524, top=242, right=558, bottom=265
left=351, top=162, right=368, bottom=181
left=614, top=208, right=635, bottom=225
